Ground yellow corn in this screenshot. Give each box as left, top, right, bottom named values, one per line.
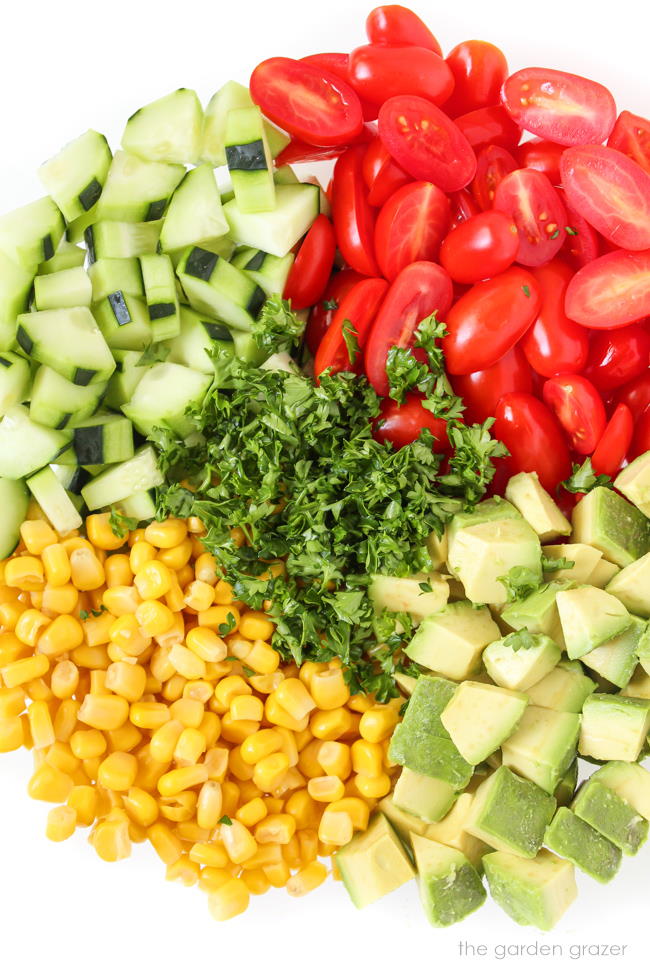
left=186, top=627, right=227, bottom=663
left=0, top=716, right=24, bottom=752
left=122, top=786, right=159, bottom=827
left=354, top=772, right=392, bottom=799
left=133, top=560, right=173, bottom=600
left=170, top=697, right=204, bottom=728
left=157, top=765, right=209, bottom=797
left=86, top=514, right=126, bottom=551
left=105, top=662, right=147, bottom=702
left=359, top=705, right=399, bottom=743
left=174, top=728, right=206, bottom=766
left=254, top=813, right=296, bottom=845
left=245, top=639, right=280, bottom=675
left=20, top=520, right=58, bottom=556
left=91, top=813, right=131, bottom=862
left=220, top=819, right=257, bottom=864
left=213, top=579, right=234, bottom=604
left=326, top=797, right=370, bottom=832
left=15, top=609, right=51, bottom=646
left=311, top=668, right=350, bottom=710
left=0, top=633, right=28, bottom=668
left=109, top=614, right=150, bottom=656
left=78, top=694, right=129, bottom=731
left=28, top=700, right=55, bottom=750
left=4, top=556, right=44, bottom=590
left=265, top=693, right=309, bottom=733
left=208, top=877, right=250, bottom=920
left=274, top=677, right=316, bottom=721
left=214, top=675, right=251, bottom=711
left=50, top=660, right=80, bottom=700
left=28, top=763, right=74, bottom=803
left=168, top=642, right=206, bottom=680
left=310, top=707, right=353, bottom=741
left=144, top=519, right=187, bottom=549
left=1, top=653, right=49, bottom=688
left=194, top=553, right=217, bottom=585
left=129, top=701, right=170, bottom=730
left=237, top=612, right=274, bottom=642
left=351, top=739, right=384, bottom=778
left=286, top=861, right=328, bottom=897
left=242, top=868, right=271, bottom=896
left=53, top=699, right=80, bottom=743
left=46, top=804, right=77, bottom=842
left=97, top=751, right=138, bottom=791
left=236, top=797, right=268, bottom=828
left=102, top=586, right=141, bottom=616
left=308, top=775, right=345, bottom=803
left=229, top=695, right=264, bottom=723
left=190, top=841, right=228, bottom=868
left=69, top=548, right=105, bottom=591
left=104, top=554, right=133, bottom=588
left=107, top=722, right=142, bottom=753
left=159, top=538, right=193, bottom=571
left=318, top=741, right=352, bottom=779
left=67, top=785, right=98, bottom=827
left=70, top=729, right=107, bottom=760
left=82, top=611, right=116, bottom=647
left=252, top=752, right=290, bottom=793
left=263, top=860, right=291, bottom=888
left=135, top=599, right=174, bottom=637
left=0, top=687, right=25, bottom=719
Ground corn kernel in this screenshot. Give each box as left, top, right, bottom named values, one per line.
left=354, top=772, right=392, bottom=799
left=208, top=877, right=250, bottom=920
left=198, top=604, right=241, bottom=631
left=287, top=861, right=328, bottom=897
left=0, top=633, right=28, bottom=669
left=194, top=552, right=217, bottom=585
left=97, top=751, right=138, bottom=791
left=67, top=785, right=98, bottom=827
left=28, top=763, right=74, bottom=803
left=70, top=548, right=105, bottom=591
left=318, top=741, right=351, bottom=779
left=20, top=520, right=58, bottom=556
left=263, top=860, right=291, bottom=888
left=237, top=797, right=268, bottom=828
left=310, top=707, right=353, bottom=741
left=147, top=822, right=183, bottom=865
left=169, top=697, right=204, bottom=729
left=86, top=513, right=126, bottom=551
left=4, top=556, right=44, bottom=590
left=307, top=775, right=345, bottom=803
left=46, top=805, right=77, bottom=842
left=158, top=765, right=209, bottom=797
left=254, top=813, right=296, bottom=845
left=0, top=715, right=24, bottom=752
left=102, top=586, right=140, bottom=617
left=0, top=687, right=25, bottom=719
left=252, top=752, right=290, bottom=793
left=53, top=699, right=79, bottom=743
left=144, top=519, right=187, bottom=549
left=274, top=677, right=316, bottom=722
left=359, top=705, right=399, bottom=743
left=159, top=789, right=197, bottom=822
left=50, top=660, right=80, bottom=699
left=185, top=627, right=227, bottom=663
left=168, top=642, right=206, bottom=680
left=78, top=694, right=129, bottom=731
left=91, top=814, right=131, bottom=861
left=130, top=701, right=170, bottom=730
left=133, top=560, right=173, bottom=600
left=265, top=693, right=309, bottom=733
left=104, top=554, right=133, bottom=588
left=15, top=609, right=51, bottom=646
left=135, top=599, right=175, bottom=638
left=190, top=841, right=228, bottom=868
left=166, top=853, right=200, bottom=887
left=107, top=722, right=142, bottom=753
left=245, top=639, right=280, bottom=675
left=351, top=739, right=384, bottom=777
left=174, top=727, right=206, bottom=766
left=229, top=695, right=263, bottom=724
left=220, top=819, right=257, bottom=864
left=104, top=661, right=147, bottom=702
left=109, top=614, right=150, bottom=656
left=242, top=868, right=271, bottom=896
left=311, top=668, right=350, bottom=711
left=298, top=661, right=328, bottom=690
left=237, top=611, right=273, bottom=642
left=28, top=700, right=55, bottom=750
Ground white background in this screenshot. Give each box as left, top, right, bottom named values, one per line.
left=1, top=1, right=649, bottom=971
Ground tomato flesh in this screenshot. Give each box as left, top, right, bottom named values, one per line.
left=522, top=261, right=590, bottom=378
left=543, top=374, right=607, bottom=454
left=301, top=53, right=378, bottom=121
left=439, top=211, right=519, bottom=284
left=494, top=168, right=567, bottom=266
left=374, top=392, right=450, bottom=450
left=559, top=192, right=601, bottom=270
left=608, top=110, right=650, bottom=175
left=444, top=40, right=509, bottom=117
left=592, top=404, right=634, bottom=476
left=284, top=215, right=336, bottom=311
left=366, top=5, right=442, bottom=56
left=363, top=136, right=411, bottom=207
left=493, top=393, right=572, bottom=493
left=314, top=278, right=389, bottom=377
left=332, top=146, right=380, bottom=277
left=565, top=249, right=650, bottom=328
left=349, top=45, right=454, bottom=107
left=374, top=181, right=450, bottom=281
left=471, top=144, right=518, bottom=210
left=451, top=345, right=533, bottom=425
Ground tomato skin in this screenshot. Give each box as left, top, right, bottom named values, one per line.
left=304, top=269, right=365, bottom=356
left=453, top=105, right=521, bottom=150
left=275, top=124, right=375, bottom=167
left=632, top=405, right=650, bottom=459
left=314, top=277, right=388, bottom=377
left=559, top=193, right=601, bottom=270
left=364, top=261, right=454, bottom=396
left=591, top=404, right=634, bottom=477
left=365, top=5, right=442, bottom=56
left=616, top=370, right=650, bottom=420
left=349, top=45, right=454, bottom=107
left=374, top=392, right=450, bottom=450
left=451, top=345, right=533, bottom=425
left=608, top=110, right=650, bottom=175
left=442, top=268, right=542, bottom=375
left=565, top=249, right=650, bottom=329
left=542, top=374, right=607, bottom=455
left=301, top=53, right=378, bottom=122
left=283, top=216, right=337, bottom=311
left=444, top=41, right=509, bottom=117
left=374, top=181, right=450, bottom=281
left=583, top=325, right=650, bottom=392
left=379, top=95, right=477, bottom=192
left=332, top=146, right=380, bottom=277
left=501, top=68, right=617, bottom=147
left=493, top=393, right=572, bottom=493
left=516, top=139, right=564, bottom=185
left=471, top=144, right=518, bottom=210
left=363, top=137, right=411, bottom=207
left=494, top=168, right=567, bottom=267
left=522, top=261, right=590, bottom=378
left=439, top=211, right=518, bottom=285
left=449, top=189, right=481, bottom=229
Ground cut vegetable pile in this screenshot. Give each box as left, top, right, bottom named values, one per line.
left=1, top=0, right=650, bottom=934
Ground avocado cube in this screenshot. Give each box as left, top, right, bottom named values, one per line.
left=378, top=797, right=429, bottom=853
left=545, top=806, right=621, bottom=883
left=426, top=527, right=448, bottom=570
left=556, top=585, right=632, bottom=659
left=447, top=515, right=542, bottom=605
left=502, top=706, right=580, bottom=794
left=448, top=497, right=521, bottom=535
left=404, top=601, right=501, bottom=681
left=368, top=572, right=449, bottom=623
left=572, top=779, right=648, bottom=855
left=581, top=616, right=645, bottom=689
left=606, top=552, right=650, bottom=617
left=638, top=627, right=650, bottom=678
left=412, top=834, right=486, bottom=927
left=441, top=681, right=528, bottom=765
left=588, top=557, right=620, bottom=587
left=483, top=633, right=562, bottom=691
left=579, top=693, right=650, bottom=762
left=506, top=471, right=572, bottom=542
left=466, top=766, right=556, bottom=858
left=335, top=812, right=416, bottom=909
left=501, top=580, right=572, bottom=647
left=527, top=660, right=596, bottom=712
left=614, top=451, right=650, bottom=518
left=590, top=761, right=650, bottom=820
left=554, top=760, right=578, bottom=807
left=394, top=672, right=418, bottom=698
left=425, top=792, right=490, bottom=868
left=571, top=486, right=650, bottom=567
left=392, top=767, right=457, bottom=824
left=623, top=666, right=650, bottom=699
left=542, top=543, right=604, bottom=583
left=483, top=848, right=577, bottom=931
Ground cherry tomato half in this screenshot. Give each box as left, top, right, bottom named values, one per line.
left=631, top=405, right=650, bottom=460
left=301, top=53, right=378, bottom=122
left=363, top=137, right=411, bottom=207
left=304, top=269, right=364, bottom=356
left=565, top=249, right=650, bottom=328
left=522, top=261, right=590, bottom=378
left=284, top=215, right=337, bottom=311
left=591, top=404, right=634, bottom=477
left=364, top=261, right=454, bottom=395
left=366, top=5, right=442, bottom=56
left=494, top=168, right=567, bottom=266
left=439, top=211, right=518, bottom=284
left=449, top=189, right=481, bottom=229
left=374, top=392, right=450, bottom=450
left=314, top=277, right=388, bottom=377
left=608, top=110, right=650, bottom=175
left=501, top=68, right=617, bottom=146
left=616, top=369, right=650, bottom=420
left=332, top=145, right=380, bottom=277
left=444, top=40, right=508, bottom=117
left=453, top=105, right=520, bottom=150
left=471, top=144, right=518, bottom=210
left=349, top=45, right=454, bottom=107
left=374, top=181, right=450, bottom=281
left=493, top=393, right=572, bottom=493
left=451, top=345, right=533, bottom=425
left=516, top=139, right=564, bottom=185
left=583, top=325, right=650, bottom=392
left=542, top=374, right=607, bottom=455
left=442, top=267, right=542, bottom=375
left=559, top=192, right=601, bottom=270
left=378, top=95, right=477, bottom=191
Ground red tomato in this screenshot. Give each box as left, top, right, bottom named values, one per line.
left=561, top=145, right=650, bottom=252
left=565, top=249, right=650, bottom=328
left=516, top=139, right=564, bottom=185
left=451, top=346, right=533, bottom=424
left=493, top=393, right=572, bottom=492
left=365, top=5, right=442, bottom=56
left=444, top=41, right=508, bottom=117
left=374, top=393, right=450, bottom=450
left=632, top=405, right=650, bottom=459
left=449, top=189, right=481, bottom=229
left=559, top=193, right=601, bottom=270
left=378, top=95, right=477, bottom=191
left=583, top=325, right=650, bottom=392
left=275, top=124, right=375, bottom=167
left=453, top=105, right=520, bottom=150
left=442, top=268, right=542, bottom=375
left=542, top=375, right=607, bottom=455
left=332, top=146, right=380, bottom=277
left=521, top=261, right=590, bottom=378
left=616, top=370, right=650, bottom=420
left=591, top=404, right=634, bottom=476
left=304, top=269, right=364, bottom=356
left=439, top=211, right=518, bottom=284
left=349, top=45, right=454, bottom=107
left=363, top=137, right=411, bottom=207
left=250, top=58, right=363, bottom=147
left=608, top=110, right=650, bottom=175
left=283, top=216, right=336, bottom=311
left=364, top=261, right=454, bottom=395
left=301, top=53, right=378, bottom=122
left=501, top=68, right=617, bottom=146
left=374, top=181, right=450, bottom=281
left=314, top=278, right=388, bottom=377
left=493, top=169, right=567, bottom=266
left=471, top=144, right=518, bottom=210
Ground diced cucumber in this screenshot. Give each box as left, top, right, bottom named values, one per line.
left=0, top=196, right=65, bottom=269
left=104, top=350, right=149, bottom=409
left=38, top=241, right=86, bottom=275
left=0, top=252, right=33, bottom=351
left=122, top=88, right=203, bottom=165
left=168, top=306, right=236, bottom=374
left=33, top=267, right=92, bottom=310
left=39, top=130, right=112, bottom=223
left=85, top=220, right=162, bottom=262
left=225, top=106, right=275, bottom=214
left=88, top=258, right=144, bottom=302
left=231, top=247, right=294, bottom=296
left=176, top=247, right=265, bottom=331
left=81, top=445, right=163, bottom=510
left=51, top=463, right=92, bottom=496
left=0, top=352, right=30, bottom=414
left=0, top=477, right=29, bottom=557
left=65, top=210, right=97, bottom=245
left=159, top=165, right=229, bottom=253
left=139, top=254, right=180, bottom=341
left=93, top=293, right=153, bottom=351
left=30, top=366, right=105, bottom=429
left=26, top=466, right=82, bottom=534
left=70, top=413, right=134, bottom=465
left=0, top=406, right=70, bottom=479
left=274, top=165, right=300, bottom=185
left=224, top=184, right=319, bottom=257
left=97, top=151, right=185, bottom=223
left=17, top=307, right=116, bottom=386
left=115, top=488, right=157, bottom=523
left=231, top=328, right=266, bottom=365
left=122, top=362, right=211, bottom=438
left=201, top=81, right=289, bottom=167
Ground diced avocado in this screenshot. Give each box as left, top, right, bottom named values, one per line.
left=506, top=471, right=572, bottom=542
left=441, top=682, right=528, bottom=766
left=392, top=767, right=457, bottom=824
left=639, top=627, right=650, bottom=678
left=483, top=848, right=577, bottom=931
left=555, top=760, right=579, bottom=807
left=571, top=486, right=650, bottom=567
left=614, top=451, right=650, bottom=517
left=378, top=797, right=429, bottom=852
left=580, top=694, right=650, bottom=762
left=623, top=666, right=650, bottom=699
left=581, top=616, right=645, bottom=689
left=526, top=660, right=596, bottom=713
left=425, top=793, right=490, bottom=868
left=606, top=552, right=650, bottom=617
left=590, top=761, right=650, bottom=820
left=447, top=516, right=542, bottom=605
left=572, top=779, right=648, bottom=855
left=404, top=601, right=501, bottom=681
left=483, top=633, right=562, bottom=692
left=544, top=807, right=621, bottom=883
left=335, top=813, right=416, bottom=909
left=368, top=573, right=449, bottom=623
left=501, top=580, right=573, bottom=646
left=501, top=706, right=580, bottom=794
left=587, top=558, right=620, bottom=588
left=426, top=527, right=448, bottom=570
left=449, top=497, right=521, bottom=536
left=556, top=585, right=632, bottom=659
left=411, top=834, right=486, bottom=927
left=395, top=673, right=418, bottom=698
left=542, top=543, right=603, bottom=583
left=466, top=766, right=556, bottom=858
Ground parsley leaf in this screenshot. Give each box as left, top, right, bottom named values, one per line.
left=109, top=508, right=138, bottom=539
left=253, top=295, right=305, bottom=356
left=218, top=815, right=233, bottom=826
left=498, top=565, right=541, bottom=602
left=522, top=285, right=531, bottom=297
left=562, top=459, right=612, bottom=495
left=137, top=343, right=170, bottom=367
left=419, top=581, right=433, bottom=593
left=341, top=319, right=360, bottom=365
left=542, top=555, right=576, bottom=573
left=323, top=298, right=338, bottom=311
left=79, top=610, right=89, bottom=621
left=566, top=226, right=578, bottom=236
left=385, top=314, right=464, bottom=420
left=504, top=628, right=537, bottom=651
left=218, top=612, right=238, bottom=637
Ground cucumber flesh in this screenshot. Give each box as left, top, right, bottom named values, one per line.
left=88, top=258, right=144, bottom=303
left=104, top=350, right=149, bottom=409
left=225, top=106, right=276, bottom=214
left=122, top=88, right=203, bottom=165
left=85, top=220, right=162, bottom=262
left=27, top=466, right=82, bottom=534
left=0, top=352, right=31, bottom=414
left=140, top=253, right=180, bottom=341
left=159, top=164, right=229, bottom=253
left=169, top=306, right=236, bottom=374
left=201, top=81, right=289, bottom=167
left=123, top=362, right=211, bottom=438
left=97, top=151, right=184, bottom=223
left=177, top=246, right=266, bottom=331
left=71, top=412, right=134, bottom=465
left=0, top=477, right=30, bottom=557
left=93, top=292, right=153, bottom=351
left=30, top=366, right=105, bottom=429
left=38, top=241, right=86, bottom=275
left=33, top=267, right=92, bottom=310
left=17, top=307, right=116, bottom=386
left=0, top=406, right=70, bottom=480
left=224, top=184, right=319, bottom=257
left=0, top=252, right=34, bottom=352
left=231, top=247, right=294, bottom=296
left=274, top=165, right=300, bottom=185
left=115, top=488, right=157, bottom=523
left=39, top=129, right=112, bottom=223
left=0, top=196, right=65, bottom=270
left=51, top=463, right=92, bottom=496
left=81, top=445, right=163, bottom=510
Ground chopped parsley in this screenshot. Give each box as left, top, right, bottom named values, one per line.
left=542, top=555, right=576, bottom=573
left=562, top=458, right=612, bottom=495
left=498, top=565, right=541, bottom=602
left=109, top=508, right=138, bottom=539
left=252, top=295, right=305, bottom=356
left=522, top=284, right=531, bottom=297
left=341, top=319, right=360, bottom=365
left=385, top=314, right=464, bottom=420
left=504, top=628, right=537, bottom=651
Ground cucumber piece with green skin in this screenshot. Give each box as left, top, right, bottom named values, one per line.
left=225, top=106, right=276, bottom=214
left=70, top=413, right=134, bottom=465
left=114, top=488, right=157, bottom=523
left=0, top=196, right=65, bottom=270
left=224, top=184, right=320, bottom=257
left=92, top=292, right=153, bottom=351
left=38, top=241, right=86, bottom=275
left=274, top=165, right=300, bottom=185
left=51, top=463, right=92, bottom=496
left=33, top=267, right=92, bottom=310
left=96, top=151, right=185, bottom=223
left=84, top=220, right=162, bottom=263
left=30, top=366, right=105, bottom=429
left=122, top=362, right=211, bottom=438
left=0, top=352, right=31, bottom=414
left=176, top=246, right=266, bottom=332
left=231, top=247, right=295, bottom=297
left=139, top=254, right=180, bottom=341
left=159, top=165, right=229, bottom=254
left=122, top=89, right=203, bottom=165
left=201, top=81, right=289, bottom=167
left=0, top=477, right=29, bottom=558
left=104, top=349, right=149, bottom=409
left=0, top=252, right=34, bottom=351
left=0, top=406, right=70, bottom=480
left=88, top=259, right=144, bottom=303
left=81, top=445, right=163, bottom=510
left=26, top=465, right=83, bottom=534
left=17, top=307, right=116, bottom=386
left=39, top=130, right=112, bottom=224
left=168, top=306, right=236, bottom=374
